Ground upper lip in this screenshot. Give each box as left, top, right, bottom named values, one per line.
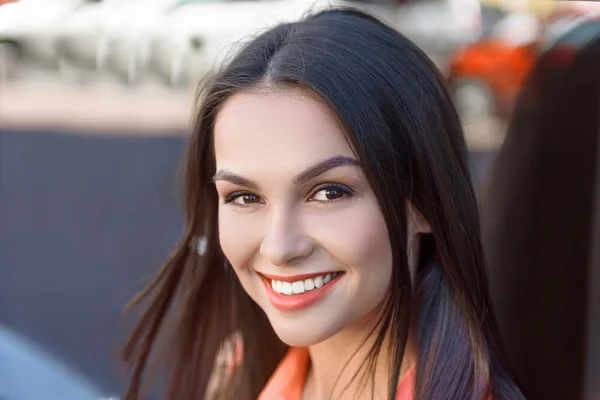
left=258, top=271, right=343, bottom=282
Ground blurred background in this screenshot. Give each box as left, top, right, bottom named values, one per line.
left=0, top=0, right=597, bottom=399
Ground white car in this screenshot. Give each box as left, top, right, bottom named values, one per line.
left=147, top=0, right=398, bottom=87
left=0, top=0, right=93, bottom=78
left=102, top=0, right=180, bottom=85
left=54, top=0, right=133, bottom=72
left=54, top=0, right=175, bottom=76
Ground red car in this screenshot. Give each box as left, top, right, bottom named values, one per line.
left=448, top=39, right=536, bottom=120
left=448, top=8, right=600, bottom=121
left=447, top=13, right=540, bottom=120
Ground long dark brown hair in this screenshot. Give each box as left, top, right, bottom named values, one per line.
left=122, top=8, right=523, bottom=400
left=482, top=18, right=600, bottom=400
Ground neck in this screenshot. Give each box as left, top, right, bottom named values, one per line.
left=303, top=308, right=416, bottom=400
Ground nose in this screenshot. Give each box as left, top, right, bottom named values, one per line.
left=260, top=208, right=314, bottom=266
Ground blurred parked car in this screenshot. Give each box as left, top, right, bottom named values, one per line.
left=55, top=0, right=177, bottom=79
left=97, top=0, right=502, bottom=88
left=102, top=0, right=180, bottom=85
left=0, top=0, right=97, bottom=78
left=447, top=9, right=600, bottom=121
left=109, top=0, right=403, bottom=86
left=54, top=0, right=129, bottom=73
left=147, top=0, right=334, bottom=87
left=447, top=12, right=540, bottom=120
left=395, top=1, right=505, bottom=72
left=147, top=0, right=418, bottom=87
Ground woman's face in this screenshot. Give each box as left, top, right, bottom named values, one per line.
left=213, top=88, right=393, bottom=346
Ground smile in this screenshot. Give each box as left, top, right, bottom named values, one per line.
left=271, top=272, right=341, bottom=295
left=259, top=271, right=344, bottom=312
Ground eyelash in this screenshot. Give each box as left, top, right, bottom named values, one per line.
left=223, top=183, right=355, bottom=208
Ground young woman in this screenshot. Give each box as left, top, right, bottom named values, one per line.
left=122, top=8, right=524, bottom=400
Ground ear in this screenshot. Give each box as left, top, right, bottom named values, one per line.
left=407, top=202, right=432, bottom=235
left=406, top=201, right=431, bottom=285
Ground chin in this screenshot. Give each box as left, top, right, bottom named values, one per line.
left=268, top=314, right=343, bottom=347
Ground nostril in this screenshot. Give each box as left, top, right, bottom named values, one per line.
left=260, top=235, right=315, bottom=266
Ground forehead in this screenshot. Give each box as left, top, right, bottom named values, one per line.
left=213, top=89, right=355, bottom=171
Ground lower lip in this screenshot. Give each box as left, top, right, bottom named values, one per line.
left=261, top=274, right=343, bottom=312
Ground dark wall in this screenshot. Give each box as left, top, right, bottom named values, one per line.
left=0, top=128, right=185, bottom=398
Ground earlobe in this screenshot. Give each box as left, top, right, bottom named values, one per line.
left=406, top=201, right=430, bottom=285
left=407, top=202, right=432, bottom=234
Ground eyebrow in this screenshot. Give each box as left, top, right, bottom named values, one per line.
left=212, top=156, right=359, bottom=189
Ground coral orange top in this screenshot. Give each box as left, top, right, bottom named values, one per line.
left=258, top=347, right=416, bottom=400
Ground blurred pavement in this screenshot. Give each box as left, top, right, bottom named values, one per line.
left=0, top=78, right=506, bottom=149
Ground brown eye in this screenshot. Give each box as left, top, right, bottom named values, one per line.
left=225, top=191, right=263, bottom=206
left=311, top=185, right=352, bottom=202
left=325, top=189, right=343, bottom=200
left=233, top=194, right=261, bottom=205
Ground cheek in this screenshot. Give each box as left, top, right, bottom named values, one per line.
left=314, top=201, right=392, bottom=275
left=218, top=208, right=264, bottom=272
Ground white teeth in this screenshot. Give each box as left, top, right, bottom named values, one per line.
left=281, top=281, right=293, bottom=295
left=304, top=278, right=315, bottom=291
left=292, top=281, right=305, bottom=294
left=269, top=272, right=341, bottom=295
left=314, top=275, right=324, bottom=288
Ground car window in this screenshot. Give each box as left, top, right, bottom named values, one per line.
left=555, top=17, right=600, bottom=48
left=542, top=14, right=600, bottom=51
